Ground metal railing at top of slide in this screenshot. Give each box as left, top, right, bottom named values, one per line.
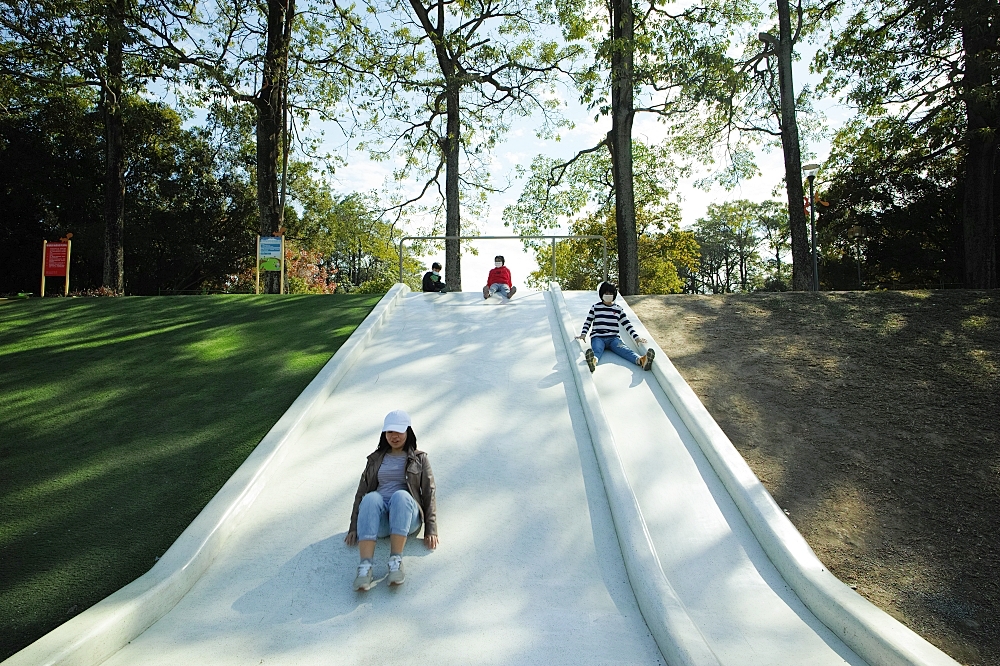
left=398, top=235, right=609, bottom=285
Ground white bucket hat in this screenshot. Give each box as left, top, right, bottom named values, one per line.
left=382, top=409, right=411, bottom=433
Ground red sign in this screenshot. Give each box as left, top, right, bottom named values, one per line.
left=45, top=243, right=69, bottom=276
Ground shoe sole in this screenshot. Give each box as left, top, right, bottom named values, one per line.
left=644, top=348, right=655, bottom=371
left=388, top=575, right=405, bottom=586
left=353, top=577, right=375, bottom=591
left=585, top=349, right=597, bottom=372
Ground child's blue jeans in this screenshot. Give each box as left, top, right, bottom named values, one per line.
left=357, top=490, right=421, bottom=541
left=488, top=283, right=511, bottom=298
left=591, top=335, right=641, bottom=365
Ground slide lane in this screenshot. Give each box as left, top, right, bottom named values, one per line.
left=95, top=291, right=665, bottom=665
left=561, top=291, right=865, bottom=666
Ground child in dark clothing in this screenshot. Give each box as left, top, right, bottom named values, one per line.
left=482, top=255, right=517, bottom=300
left=422, top=261, right=447, bottom=292
left=576, top=282, right=654, bottom=372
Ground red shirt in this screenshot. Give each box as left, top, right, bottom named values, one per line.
left=486, top=266, right=512, bottom=288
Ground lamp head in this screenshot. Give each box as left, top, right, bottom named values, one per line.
left=802, top=163, right=820, bottom=179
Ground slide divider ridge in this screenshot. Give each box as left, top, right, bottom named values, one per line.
left=614, top=296, right=958, bottom=666
left=5, top=284, right=411, bottom=666
left=547, top=284, right=722, bottom=666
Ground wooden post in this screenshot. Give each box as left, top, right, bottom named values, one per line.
left=41, top=240, right=47, bottom=297
left=64, top=240, right=72, bottom=296
left=279, top=235, right=285, bottom=295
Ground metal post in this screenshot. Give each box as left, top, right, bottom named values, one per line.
left=399, top=240, right=404, bottom=284
left=808, top=175, right=818, bottom=291
left=856, top=241, right=862, bottom=288
left=551, top=237, right=556, bottom=283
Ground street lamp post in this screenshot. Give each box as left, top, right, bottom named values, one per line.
left=802, top=163, right=821, bottom=291
left=847, top=225, right=864, bottom=289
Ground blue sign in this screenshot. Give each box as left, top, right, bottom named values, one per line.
left=260, top=236, right=283, bottom=259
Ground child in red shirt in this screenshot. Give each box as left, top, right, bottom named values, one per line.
left=482, top=255, right=517, bottom=300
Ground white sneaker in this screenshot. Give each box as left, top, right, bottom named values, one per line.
left=353, top=561, right=374, bottom=591
left=387, top=554, right=405, bottom=585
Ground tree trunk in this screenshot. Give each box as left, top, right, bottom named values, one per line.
left=608, top=0, right=638, bottom=294
left=102, top=0, right=126, bottom=294
left=444, top=84, right=462, bottom=290
left=765, top=0, right=811, bottom=291
left=961, top=8, right=998, bottom=288
left=256, top=0, right=295, bottom=293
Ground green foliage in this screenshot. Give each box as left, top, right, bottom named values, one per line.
left=690, top=200, right=788, bottom=293
left=283, top=181, right=422, bottom=292
left=0, top=89, right=257, bottom=295
left=816, top=118, right=963, bottom=288
left=509, top=139, right=697, bottom=294
left=505, top=140, right=681, bottom=236
left=526, top=211, right=700, bottom=294
left=0, top=295, right=381, bottom=660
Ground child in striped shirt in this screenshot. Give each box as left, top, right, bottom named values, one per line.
left=576, top=282, right=654, bottom=373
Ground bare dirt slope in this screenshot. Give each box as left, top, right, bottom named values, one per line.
left=627, top=290, right=999, bottom=666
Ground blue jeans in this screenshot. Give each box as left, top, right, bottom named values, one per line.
left=488, top=283, right=510, bottom=298
left=591, top=335, right=641, bottom=365
left=357, top=490, right=421, bottom=541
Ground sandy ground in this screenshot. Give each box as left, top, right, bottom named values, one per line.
left=628, top=290, right=999, bottom=666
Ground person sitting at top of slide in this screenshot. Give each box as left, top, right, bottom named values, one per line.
left=482, top=255, right=517, bottom=300
left=345, top=410, right=438, bottom=591
left=576, top=281, right=655, bottom=373
left=422, top=261, right=447, bottom=292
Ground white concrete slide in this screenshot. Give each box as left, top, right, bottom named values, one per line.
left=556, top=286, right=959, bottom=666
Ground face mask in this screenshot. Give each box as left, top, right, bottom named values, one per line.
left=432, top=270, right=439, bottom=276
left=602, top=294, right=614, bottom=304
left=495, top=262, right=503, bottom=268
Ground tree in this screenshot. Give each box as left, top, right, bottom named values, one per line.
left=816, top=117, right=964, bottom=288
left=507, top=140, right=699, bottom=292
left=0, top=85, right=103, bottom=294
left=283, top=174, right=424, bottom=292
left=0, top=88, right=260, bottom=295
left=549, top=0, right=757, bottom=293
left=349, top=0, right=579, bottom=290
left=815, top=0, right=999, bottom=287
left=689, top=200, right=785, bottom=293
left=0, top=0, right=176, bottom=292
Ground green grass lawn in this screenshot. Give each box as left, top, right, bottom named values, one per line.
left=0, top=294, right=382, bottom=659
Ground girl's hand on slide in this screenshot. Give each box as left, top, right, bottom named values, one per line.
left=576, top=335, right=585, bottom=340
left=636, top=337, right=647, bottom=344
left=344, top=531, right=358, bottom=546
left=424, top=535, right=439, bottom=550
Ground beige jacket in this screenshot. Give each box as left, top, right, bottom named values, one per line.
left=348, top=448, right=437, bottom=537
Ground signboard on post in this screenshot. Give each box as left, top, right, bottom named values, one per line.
left=256, top=235, right=285, bottom=294
left=41, top=239, right=72, bottom=297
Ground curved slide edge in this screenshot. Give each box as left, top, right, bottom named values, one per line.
left=613, top=297, right=959, bottom=666
left=4, top=284, right=411, bottom=666
left=548, top=284, right=722, bottom=666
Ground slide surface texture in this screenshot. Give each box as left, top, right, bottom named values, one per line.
left=8, top=289, right=961, bottom=666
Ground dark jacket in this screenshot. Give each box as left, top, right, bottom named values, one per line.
left=349, top=448, right=437, bottom=537
left=422, top=271, right=446, bottom=292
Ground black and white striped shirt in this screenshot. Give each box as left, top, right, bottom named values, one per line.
left=580, top=302, right=638, bottom=339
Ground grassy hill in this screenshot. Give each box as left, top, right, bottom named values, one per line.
left=0, top=294, right=382, bottom=660
left=630, top=290, right=999, bottom=666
